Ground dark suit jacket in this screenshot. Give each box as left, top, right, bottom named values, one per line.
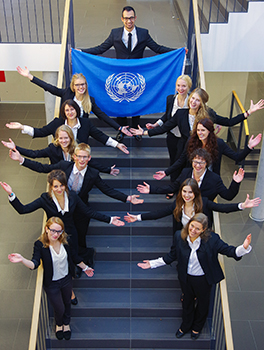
left=22, top=159, right=128, bottom=204
left=165, top=137, right=252, bottom=176
left=16, top=142, right=111, bottom=173
left=163, top=230, right=241, bottom=285
left=150, top=168, right=240, bottom=201
left=32, top=117, right=109, bottom=145
left=141, top=197, right=241, bottom=231
left=31, top=76, right=120, bottom=130
left=81, top=26, right=174, bottom=59
left=10, top=191, right=110, bottom=252
left=159, top=95, right=245, bottom=127
left=31, top=240, right=76, bottom=287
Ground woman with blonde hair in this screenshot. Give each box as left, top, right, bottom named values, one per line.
left=8, top=217, right=94, bottom=340
left=16, top=66, right=132, bottom=137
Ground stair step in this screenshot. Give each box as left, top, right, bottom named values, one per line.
left=46, top=317, right=211, bottom=349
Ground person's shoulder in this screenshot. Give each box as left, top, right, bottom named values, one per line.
left=111, top=27, right=123, bottom=35
left=79, top=117, right=91, bottom=126
left=34, top=240, right=43, bottom=248
left=135, top=26, right=149, bottom=34
left=204, top=169, right=220, bottom=181
left=87, top=166, right=100, bottom=176
left=180, top=167, right=192, bottom=177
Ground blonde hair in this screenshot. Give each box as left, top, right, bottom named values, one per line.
left=70, top=73, right=92, bottom=114
left=187, top=87, right=209, bottom=129
left=39, top=217, right=68, bottom=248
left=175, top=74, right=192, bottom=95
left=53, top=125, right=77, bottom=159
left=74, top=143, right=91, bottom=157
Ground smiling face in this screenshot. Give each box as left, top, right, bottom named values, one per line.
left=73, top=150, right=91, bottom=171
left=64, top=104, right=77, bottom=121
left=176, top=78, right=189, bottom=97
left=46, top=223, right=63, bottom=242
left=188, top=220, right=204, bottom=242
left=121, top=9, right=136, bottom=32
left=51, top=179, right=65, bottom=197
left=192, top=156, right=207, bottom=174
left=58, top=130, right=71, bottom=149
left=189, top=92, right=202, bottom=113
left=181, top=185, right=195, bottom=203
left=197, top=123, right=210, bottom=143
left=73, top=78, right=87, bottom=95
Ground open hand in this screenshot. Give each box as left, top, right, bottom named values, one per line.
left=110, top=165, right=120, bottom=176
left=130, top=125, right=144, bottom=136
left=243, top=234, right=251, bottom=249
left=241, top=194, right=261, bottom=209
left=248, top=99, right=264, bottom=114
left=233, top=168, right=244, bottom=183
left=0, top=181, right=13, bottom=195
left=1, top=138, right=16, bottom=150
left=248, top=133, right=262, bottom=149
left=6, top=122, right=24, bottom=130
left=137, top=182, right=150, bottom=194
left=111, top=216, right=125, bottom=226
left=84, top=268, right=94, bottom=277
left=153, top=171, right=166, bottom=180
left=137, top=260, right=151, bottom=269
left=117, top=143, right=129, bottom=154
left=8, top=253, right=23, bottom=263
left=16, top=66, right=33, bottom=80
left=121, top=126, right=133, bottom=137
left=9, top=148, right=24, bottom=163
left=124, top=212, right=138, bottom=223
left=127, top=194, right=144, bottom=205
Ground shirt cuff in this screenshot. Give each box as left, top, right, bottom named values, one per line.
left=8, top=193, right=16, bottom=201
left=149, top=257, right=166, bottom=269
left=137, top=214, right=142, bottom=221
left=21, top=125, right=34, bottom=137
left=106, top=137, right=118, bottom=148
left=235, top=244, right=252, bottom=257
left=157, top=119, right=163, bottom=126
left=110, top=217, right=113, bottom=224
left=238, top=203, right=244, bottom=210
left=20, top=158, right=25, bottom=165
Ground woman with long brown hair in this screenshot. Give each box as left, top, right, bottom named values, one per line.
left=125, top=178, right=260, bottom=231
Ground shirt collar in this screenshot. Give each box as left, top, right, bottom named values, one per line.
left=187, top=235, right=201, bottom=250
left=123, top=27, right=136, bottom=37
left=65, top=118, right=81, bottom=130
left=192, top=168, right=207, bottom=186
left=73, top=163, right=87, bottom=176
left=51, top=191, right=69, bottom=215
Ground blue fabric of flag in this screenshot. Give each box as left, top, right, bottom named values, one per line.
left=71, top=48, right=186, bottom=117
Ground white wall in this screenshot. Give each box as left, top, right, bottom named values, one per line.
left=201, top=2, right=264, bottom=72
left=0, top=44, right=61, bottom=71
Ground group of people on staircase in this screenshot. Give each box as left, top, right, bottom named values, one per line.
left=2, top=4, right=264, bottom=343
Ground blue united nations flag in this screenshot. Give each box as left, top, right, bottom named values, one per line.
left=71, top=48, right=186, bottom=117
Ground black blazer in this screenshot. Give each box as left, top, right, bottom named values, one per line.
left=150, top=168, right=240, bottom=201
left=22, top=158, right=128, bottom=204
left=81, top=26, right=174, bottom=59
left=31, top=76, right=120, bottom=130
left=159, top=95, right=245, bottom=127
left=32, top=117, right=109, bottom=145
left=165, top=137, right=252, bottom=176
left=10, top=191, right=110, bottom=251
left=163, top=230, right=241, bottom=285
left=31, top=240, right=77, bottom=287
left=16, top=142, right=111, bottom=173
left=141, top=197, right=241, bottom=231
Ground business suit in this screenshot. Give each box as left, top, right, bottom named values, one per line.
left=165, top=137, right=252, bottom=176
left=16, top=142, right=112, bottom=173
left=21, top=158, right=127, bottom=247
left=10, top=191, right=110, bottom=253
left=31, top=240, right=76, bottom=326
left=81, top=27, right=174, bottom=59
left=163, top=230, right=241, bottom=332
left=32, top=117, right=110, bottom=146
left=141, top=197, right=242, bottom=232
left=31, top=76, right=120, bottom=130
left=150, top=168, right=240, bottom=201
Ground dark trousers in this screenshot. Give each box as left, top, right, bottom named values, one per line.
left=116, top=116, right=140, bottom=128
left=179, top=274, right=212, bottom=333
left=166, top=132, right=184, bottom=182
left=44, top=274, right=72, bottom=326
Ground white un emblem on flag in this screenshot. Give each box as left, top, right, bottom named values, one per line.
left=105, top=72, right=146, bottom=102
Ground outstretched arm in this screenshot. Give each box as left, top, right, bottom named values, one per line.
left=8, top=253, right=35, bottom=269
left=111, top=216, right=125, bottom=226
left=116, top=142, right=129, bottom=154
left=0, top=181, right=13, bottom=195
left=1, top=138, right=16, bottom=150
left=16, top=66, right=33, bottom=80
left=241, top=194, right=261, bottom=209
left=127, top=195, right=144, bottom=205
left=124, top=212, right=139, bottom=223
left=137, top=260, right=151, bottom=269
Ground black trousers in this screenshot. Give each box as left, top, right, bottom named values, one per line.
left=116, top=116, right=140, bottom=128
left=179, top=274, right=212, bottom=333
left=166, top=132, right=184, bottom=182
left=44, top=273, right=72, bottom=326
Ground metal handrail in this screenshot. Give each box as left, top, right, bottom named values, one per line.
left=27, top=1, right=73, bottom=349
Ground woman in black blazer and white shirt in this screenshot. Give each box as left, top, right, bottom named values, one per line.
left=138, top=213, right=252, bottom=339
left=16, top=67, right=132, bottom=137
left=125, top=178, right=260, bottom=232
left=6, top=99, right=129, bottom=154
left=8, top=217, right=93, bottom=340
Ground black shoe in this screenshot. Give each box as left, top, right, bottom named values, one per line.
left=75, top=266, right=82, bottom=279
left=175, top=328, right=185, bottom=338
left=191, top=330, right=200, bottom=340
left=63, top=330, right=71, bottom=340
left=116, top=130, right=124, bottom=142
left=55, top=327, right=64, bottom=340
left=71, top=296, right=78, bottom=305
left=133, top=135, right=142, bottom=141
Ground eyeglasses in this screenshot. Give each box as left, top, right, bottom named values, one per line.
left=75, top=155, right=89, bottom=160
left=192, top=160, right=206, bottom=165
left=74, top=83, right=86, bottom=87
left=122, top=16, right=135, bottom=21
left=48, top=228, right=63, bottom=235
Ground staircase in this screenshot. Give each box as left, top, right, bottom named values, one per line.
left=46, top=114, right=213, bottom=349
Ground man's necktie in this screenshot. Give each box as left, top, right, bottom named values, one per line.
left=128, top=33, right=132, bottom=52
left=71, top=172, right=81, bottom=192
